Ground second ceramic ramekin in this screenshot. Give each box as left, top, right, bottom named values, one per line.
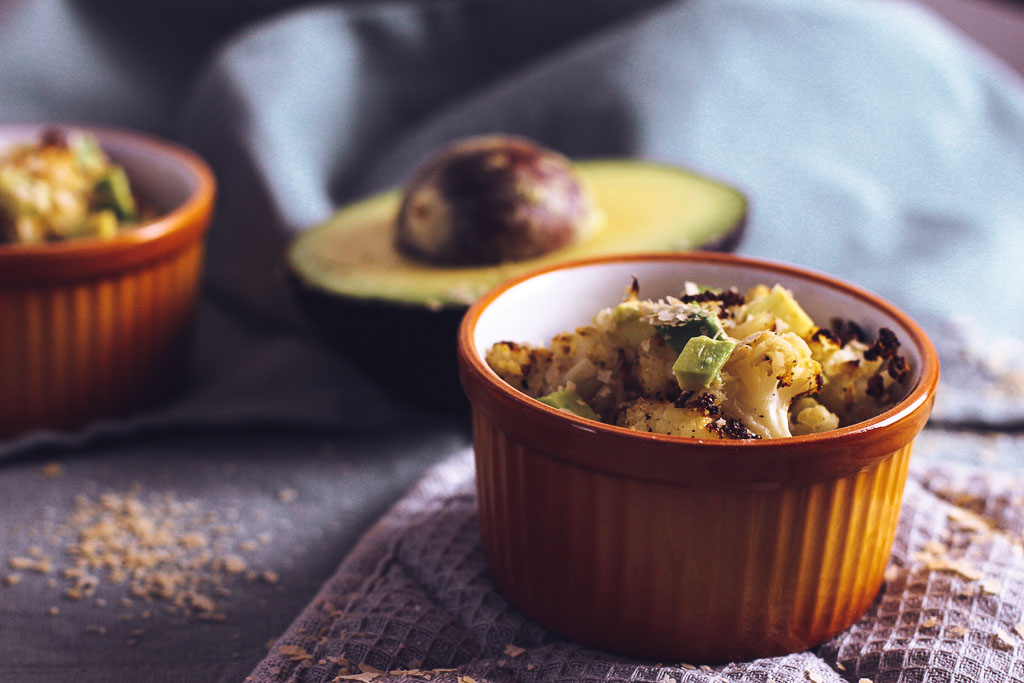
left=0, top=125, right=215, bottom=437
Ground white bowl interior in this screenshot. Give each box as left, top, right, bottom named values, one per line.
left=474, top=259, right=924, bottom=394
left=102, top=139, right=197, bottom=215
left=0, top=125, right=198, bottom=215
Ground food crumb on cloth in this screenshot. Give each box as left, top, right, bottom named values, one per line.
left=502, top=643, right=525, bottom=657
left=40, top=463, right=62, bottom=479
left=993, top=629, right=1016, bottom=650
left=278, top=644, right=313, bottom=661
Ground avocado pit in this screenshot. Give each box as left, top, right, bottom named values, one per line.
left=395, top=135, right=597, bottom=265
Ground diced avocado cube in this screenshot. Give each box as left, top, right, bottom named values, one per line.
left=673, top=336, right=736, bottom=391
left=537, top=389, right=599, bottom=421
left=93, top=166, right=137, bottom=221
left=683, top=281, right=720, bottom=296
left=742, top=285, right=814, bottom=337
left=72, top=134, right=105, bottom=172
left=611, top=302, right=656, bottom=345
left=657, top=311, right=724, bottom=354
left=612, top=302, right=640, bottom=324
left=617, top=319, right=656, bottom=346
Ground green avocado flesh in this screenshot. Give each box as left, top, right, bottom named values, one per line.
left=537, top=389, right=599, bottom=420
left=94, top=167, right=137, bottom=221
left=288, top=160, right=746, bottom=308
left=656, top=311, right=724, bottom=354
left=672, top=336, right=736, bottom=391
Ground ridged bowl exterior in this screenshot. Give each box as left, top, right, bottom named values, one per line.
left=473, top=408, right=913, bottom=662
left=0, top=242, right=203, bottom=436
left=458, top=252, right=940, bottom=664
left=0, top=126, right=215, bottom=437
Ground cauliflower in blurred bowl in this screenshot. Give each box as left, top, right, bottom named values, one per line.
left=485, top=279, right=912, bottom=440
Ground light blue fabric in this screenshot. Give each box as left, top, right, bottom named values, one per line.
left=183, top=0, right=1024, bottom=427
left=356, top=0, right=1024, bottom=423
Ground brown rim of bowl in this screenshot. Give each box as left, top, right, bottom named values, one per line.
left=458, top=252, right=941, bottom=486
left=0, top=125, right=216, bottom=284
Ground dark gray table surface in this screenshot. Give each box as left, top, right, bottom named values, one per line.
left=0, top=424, right=469, bottom=683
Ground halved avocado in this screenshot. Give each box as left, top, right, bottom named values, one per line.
left=287, top=159, right=747, bottom=409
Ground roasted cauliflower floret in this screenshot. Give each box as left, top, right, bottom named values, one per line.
left=536, top=326, right=625, bottom=417
left=630, top=334, right=680, bottom=398
left=617, top=397, right=723, bottom=439
left=717, top=330, right=825, bottom=439
left=790, top=397, right=840, bottom=435
left=807, top=326, right=910, bottom=425
left=485, top=341, right=533, bottom=392
left=484, top=341, right=551, bottom=397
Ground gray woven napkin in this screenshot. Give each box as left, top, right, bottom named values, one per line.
left=247, top=428, right=1024, bottom=682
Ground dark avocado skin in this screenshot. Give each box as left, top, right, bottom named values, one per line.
left=286, top=215, right=746, bottom=413
left=288, top=271, right=470, bottom=411
left=700, top=212, right=747, bottom=254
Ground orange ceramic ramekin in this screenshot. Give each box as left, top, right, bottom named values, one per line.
left=457, top=253, right=939, bottom=663
left=0, top=125, right=215, bottom=438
